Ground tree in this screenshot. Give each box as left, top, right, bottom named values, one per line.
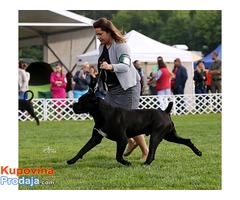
left=191, top=10, right=221, bottom=55
left=19, top=45, right=43, bottom=61
left=19, top=10, right=221, bottom=61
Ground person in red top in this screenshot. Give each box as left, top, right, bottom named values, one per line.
left=205, top=69, right=212, bottom=93
left=148, top=56, right=173, bottom=110
left=50, top=62, right=67, bottom=112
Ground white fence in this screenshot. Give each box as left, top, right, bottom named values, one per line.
left=18, top=93, right=222, bottom=122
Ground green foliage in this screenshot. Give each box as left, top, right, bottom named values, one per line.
left=72, top=10, right=221, bottom=54
left=19, top=11, right=221, bottom=60
left=19, top=45, right=43, bottom=61
left=192, top=10, right=221, bottom=52
left=18, top=114, right=221, bottom=190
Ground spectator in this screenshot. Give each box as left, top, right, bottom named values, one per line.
left=208, top=51, right=221, bottom=93
left=50, top=62, right=67, bottom=113
left=73, top=62, right=91, bottom=99
left=133, top=60, right=145, bottom=95
left=66, top=72, right=74, bottom=98
left=148, top=56, right=172, bottom=110
left=193, top=60, right=207, bottom=94
left=193, top=60, right=207, bottom=112
left=171, top=58, right=188, bottom=95
left=23, top=63, right=30, bottom=100
left=171, top=58, right=188, bottom=113
left=205, top=69, right=212, bottom=93
left=148, top=64, right=158, bottom=95
left=18, top=61, right=28, bottom=100
left=89, top=65, right=98, bottom=92
left=93, top=17, right=148, bottom=160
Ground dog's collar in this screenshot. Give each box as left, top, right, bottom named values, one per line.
left=94, top=128, right=108, bottom=138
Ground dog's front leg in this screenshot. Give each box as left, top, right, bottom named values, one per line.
left=67, top=128, right=103, bottom=165
left=116, top=139, right=131, bottom=166
left=144, top=133, right=164, bottom=165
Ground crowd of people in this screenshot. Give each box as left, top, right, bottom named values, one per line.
left=19, top=17, right=222, bottom=160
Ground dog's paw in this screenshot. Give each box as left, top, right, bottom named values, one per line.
left=143, top=161, right=151, bottom=165
left=118, top=159, right=131, bottom=166
left=67, top=159, right=76, bottom=165
left=196, top=150, right=202, bottom=157
left=124, top=161, right=132, bottom=166
left=123, top=161, right=131, bottom=166
left=192, top=146, right=202, bottom=157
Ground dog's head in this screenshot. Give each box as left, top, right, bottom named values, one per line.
left=72, top=91, right=99, bottom=114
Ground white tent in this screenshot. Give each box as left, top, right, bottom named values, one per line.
left=77, top=30, right=192, bottom=64
left=77, top=30, right=194, bottom=94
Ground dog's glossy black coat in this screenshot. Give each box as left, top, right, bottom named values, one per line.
left=67, top=92, right=202, bottom=166
left=18, top=90, right=39, bottom=126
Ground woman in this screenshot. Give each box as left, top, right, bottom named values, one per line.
left=18, top=61, right=28, bottom=100
left=73, top=62, right=91, bottom=99
left=148, top=56, right=173, bottom=110
left=193, top=60, right=207, bottom=112
left=193, top=60, right=207, bottom=94
left=93, top=17, right=148, bottom=160
left=50, top=62, right=67, bottom=112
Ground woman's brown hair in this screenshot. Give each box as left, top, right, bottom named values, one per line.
left=157, top=56, right=166, bottom=69
left=93, top=17, right=126, bottom=43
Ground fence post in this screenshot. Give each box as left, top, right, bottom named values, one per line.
left=43, top=99, right=47, bottom=121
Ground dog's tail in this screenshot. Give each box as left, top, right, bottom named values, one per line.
left=165, top=102, right=173, bottom=114
left=24, top=90, right=34, bottom=101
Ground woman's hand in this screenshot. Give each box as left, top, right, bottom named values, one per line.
left=100, top=61, right=113, bottom=71
left=56, top=81, right=62, bottom=86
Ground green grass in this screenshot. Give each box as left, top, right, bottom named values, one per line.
left=18, top=113, right=221, bottom=190
left=29, top=84, right=51, bottom=98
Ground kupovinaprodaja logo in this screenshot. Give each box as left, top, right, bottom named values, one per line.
left=0, top=166, right=54, bottom=187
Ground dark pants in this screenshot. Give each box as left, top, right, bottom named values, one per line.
left=211, top=80, right=221, bottom=93
left=149, top=85, right=157, bottom=95
left=211, top=80, right=222, bottom=112
left=172, top=86, right=185, bottom=114
left=195, top=88, right=206, bottom=112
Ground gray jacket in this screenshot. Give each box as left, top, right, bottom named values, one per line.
left=98, top=40, right=140, bottom=90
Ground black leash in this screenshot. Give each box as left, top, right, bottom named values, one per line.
left=94, top=69, right=103, bottom=93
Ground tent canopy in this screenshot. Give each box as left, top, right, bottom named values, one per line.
left=77, top=30, right=193, bottom=65
left=19, top=10, right=94, bottom=47
left=194, top=44, right=222, bottom=69
left=19, top=10, right=97, bottom=72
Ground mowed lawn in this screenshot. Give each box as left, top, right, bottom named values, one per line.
left=18, top=113, right=221, bottom=190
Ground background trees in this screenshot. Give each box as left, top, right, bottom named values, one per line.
left=72, top=10, right=221, bottom=55
left=20, top=10, right=221, bottom=60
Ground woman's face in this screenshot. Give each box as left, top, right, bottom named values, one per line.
left=82, top=64, right=89, bottom=72
left=55, top=65, right=62, bottom=73
left=198, top=62, right=204, bottom=69
left=95, top=28, right=111, bottom=44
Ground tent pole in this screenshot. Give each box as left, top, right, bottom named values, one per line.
left=43, top=42, right=69, bottom=72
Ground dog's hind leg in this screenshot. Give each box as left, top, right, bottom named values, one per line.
left=116, top=138, right=131, bottom=166
left=164, top=125, right=202, bottom=157
left=67, top=128, right=103, bottom=165
left=35, top=117, right=40, bottom=126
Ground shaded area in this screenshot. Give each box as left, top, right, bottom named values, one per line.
left=26, top=62, right=53, bottom=85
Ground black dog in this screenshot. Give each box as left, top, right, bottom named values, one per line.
left=67, top=92, right=202, bottom=166
left=19, top=90, right=39, bottom=126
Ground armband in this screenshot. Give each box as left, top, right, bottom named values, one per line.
left=119, top=54, right=131, bottom=67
